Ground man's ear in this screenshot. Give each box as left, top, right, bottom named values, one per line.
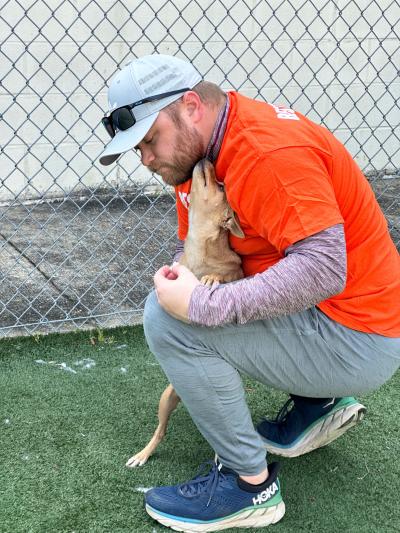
left=181, top=91, right=203, bottom=123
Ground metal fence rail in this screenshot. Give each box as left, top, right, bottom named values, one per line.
left=1, top=0, right=399, bottom=337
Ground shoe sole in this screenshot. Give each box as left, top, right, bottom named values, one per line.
left=261, top=401, right=366, bottom=458
left=146, top=500, right=285, bottom=532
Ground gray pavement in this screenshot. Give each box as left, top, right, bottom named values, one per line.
left=0, top=178, right=399, bottom=338
left=0, top=193, right=177, bottom=337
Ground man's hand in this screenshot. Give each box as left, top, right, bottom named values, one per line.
left=154, top=263, right=201, bottom=322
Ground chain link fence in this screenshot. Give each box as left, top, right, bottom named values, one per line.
left=1, top=0, right=399, bottom=337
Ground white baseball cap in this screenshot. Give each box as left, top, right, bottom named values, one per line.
left=99, top=54, right=202, bottom=166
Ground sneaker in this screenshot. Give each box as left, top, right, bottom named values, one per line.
left=257, top=396, right=366, bottom=458
left=145, top=460, right=285, bottom=532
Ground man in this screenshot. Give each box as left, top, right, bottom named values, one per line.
left=99, top=54, right=400, bottom=531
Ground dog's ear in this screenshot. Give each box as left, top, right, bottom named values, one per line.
left=222, top=211, right=245, bottom=238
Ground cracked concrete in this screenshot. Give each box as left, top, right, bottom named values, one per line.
left=0, top=193, right=177, bottom=337
left=0, top=178, right=399, bottom=338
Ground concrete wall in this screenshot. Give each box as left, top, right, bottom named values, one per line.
left=1, top=0, right=399, bottom=202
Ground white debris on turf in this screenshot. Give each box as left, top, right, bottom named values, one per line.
left=74, top=358, right=96, bottom=369
left=56, top=362, right=77, bottom=373
left=35, top=359, right=76, bottom=373
left=135, top=487, right=153, bottom=493
left=34, top=358, right=96, bottom=373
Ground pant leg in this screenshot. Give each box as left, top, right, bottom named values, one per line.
left=143, top=291, right=268, bottom=476
left=143, top=291, right=400, bottom=475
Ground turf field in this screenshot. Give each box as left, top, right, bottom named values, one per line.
left=1, top=326, right=399, bottom=532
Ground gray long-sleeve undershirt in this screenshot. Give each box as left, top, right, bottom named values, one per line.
left=186, top=223, right=347, bottom=327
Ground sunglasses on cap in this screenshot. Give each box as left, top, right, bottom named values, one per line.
left=101, top=88, right=190, bottom=139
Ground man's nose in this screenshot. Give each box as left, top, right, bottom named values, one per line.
left=140, top=147, right=155, bottom=167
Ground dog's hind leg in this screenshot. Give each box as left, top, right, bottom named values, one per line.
left=126, top=384, right=180, bottom=467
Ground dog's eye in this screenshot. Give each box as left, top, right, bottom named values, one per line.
left=217, top=183, right=224, bottom=191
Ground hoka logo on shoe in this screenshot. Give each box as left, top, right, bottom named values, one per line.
left=252, top=482, right=278, bottom=505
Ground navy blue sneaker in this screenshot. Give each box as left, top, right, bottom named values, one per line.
left=145, top=461, right=285, bottom=531
left=257, top=396, right=366, bottom=458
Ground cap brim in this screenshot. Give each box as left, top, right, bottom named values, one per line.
left=99, top=112, right=159, bottom=166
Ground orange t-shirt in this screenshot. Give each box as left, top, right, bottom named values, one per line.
left=175, top=92, right=400, bottom=337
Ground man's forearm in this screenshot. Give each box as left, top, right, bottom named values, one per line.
left=188, top=224, right=347, bottom=326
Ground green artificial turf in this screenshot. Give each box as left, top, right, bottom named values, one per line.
left=0, top=325, right=399, bottom=533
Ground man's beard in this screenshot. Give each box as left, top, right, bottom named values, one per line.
left=150, top=123, right=205, bottom=186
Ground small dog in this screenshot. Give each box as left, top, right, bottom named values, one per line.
left=126, top=159, right=244, bottom=467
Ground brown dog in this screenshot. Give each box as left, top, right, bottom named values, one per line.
left=126, top=159, right=244, bottom=467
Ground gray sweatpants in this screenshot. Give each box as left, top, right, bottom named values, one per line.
left=143, top=290, right=400, bottom=476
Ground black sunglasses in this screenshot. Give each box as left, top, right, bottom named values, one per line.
left=101, top=88, right=190, bottom=139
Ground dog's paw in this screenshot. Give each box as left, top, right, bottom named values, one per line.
left=200, top=274, right=221, bottom=287
left=126, top=453, right=149, bottom=468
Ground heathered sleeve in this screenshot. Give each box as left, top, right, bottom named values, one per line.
left=188, top=224, right=347, bottom=326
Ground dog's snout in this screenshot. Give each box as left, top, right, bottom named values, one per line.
left=201, top=159, right=207, bottom=186
left=192, top=158, right=209, bottom=188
